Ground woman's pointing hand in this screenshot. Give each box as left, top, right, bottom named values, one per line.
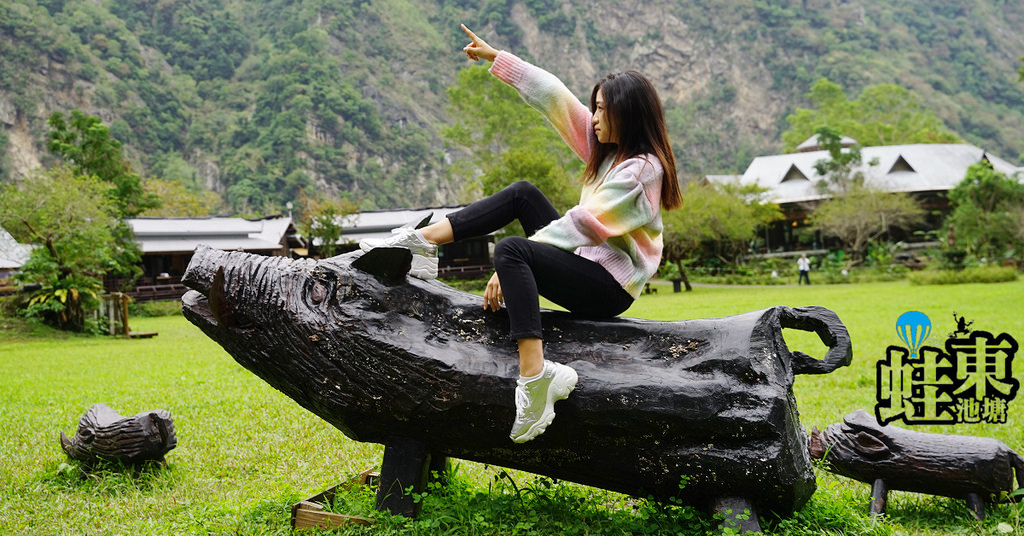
left=461, top=24, right=498, bottom=62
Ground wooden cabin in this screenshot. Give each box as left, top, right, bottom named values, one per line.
left=112, top=216, right=304, bottom=301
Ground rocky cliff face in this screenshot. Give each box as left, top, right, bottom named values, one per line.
left=1, top=99, right=41, bottom=179
left=0, top=52, right=145, bottom=180
left=503, top=1, right=790, bottom=173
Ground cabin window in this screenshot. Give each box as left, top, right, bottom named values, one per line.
left=781, top=164, right=809, bottom=182
left=888, top=155, right=915, bottom=173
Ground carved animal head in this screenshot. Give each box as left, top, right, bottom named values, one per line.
left=809, top=409, right=896, bottom=463
left=60, top=403, right=176, bottom=465
left=183, top=245, right=491, bottom=336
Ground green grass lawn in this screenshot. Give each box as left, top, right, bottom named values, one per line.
left=2, top=279, right=1023, bottom=535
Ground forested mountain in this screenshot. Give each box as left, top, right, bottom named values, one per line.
left=1, top=0, right=1022, bottom=214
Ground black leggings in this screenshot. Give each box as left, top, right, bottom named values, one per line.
left=447, top=181, right=634, bottom=340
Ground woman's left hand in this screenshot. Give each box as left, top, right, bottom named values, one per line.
left=483, top=271, right=503, bottom=311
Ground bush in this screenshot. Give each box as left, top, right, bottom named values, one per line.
left=0, top=295, right=20, bottom=317
left=938, top=249, right=968, bottom=270
left=657, top=262, right=682, bottom=280
left=690, top=273, right=789, bottom=285
left=908, top=266, right=1019, bottom=285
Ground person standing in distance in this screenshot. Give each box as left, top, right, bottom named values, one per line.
left=797, top=254, right=811, bottom=285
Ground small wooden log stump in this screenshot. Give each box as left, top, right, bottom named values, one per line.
left=809, top=409, right=1024, bottom=520
left=60, top=403, right=177, bottom=468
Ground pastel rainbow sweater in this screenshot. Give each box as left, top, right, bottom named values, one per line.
left=489, top=51, right=665, bottom=299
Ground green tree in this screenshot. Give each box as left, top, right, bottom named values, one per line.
left=811, top=126, right=868, bottom=194
left=0, top=167, right=119, bottom=331
left=47, top=110, right=158, bottom=218
left=811, top=186, right=924, bottom=265
left=808, top=127, right=923, bottom=264
left=47, top=110, right=152, bottom=287
left=140, top=177, right=222, bottom=217
left=663, top=181, right=782, bottom=266
left=298, top=190, right=359, bottom=259
left=945, top=160, right=1024, bottom=261
left=783, top=78, right=959, bottom=151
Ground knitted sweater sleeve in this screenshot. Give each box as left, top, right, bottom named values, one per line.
left=488, top=51, right=595, bottom=162
left=529, top=158, right=660, bottom=251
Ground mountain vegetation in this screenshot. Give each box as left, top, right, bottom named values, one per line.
left=783, top=79, right=960, bottom=152
left=1, top=0, right=1022, bottom=216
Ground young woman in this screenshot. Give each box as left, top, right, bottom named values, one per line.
left=360, top=24, right=681, bottom=443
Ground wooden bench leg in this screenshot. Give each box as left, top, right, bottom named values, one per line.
left=428, top=452, right=450, bottom=487
left=966, top=492, right=985, bottom=521
left=376, top=437, right=433, bottom=518
left=870, top=478, right=888, bottom=517
left=713, top=496, right=761, bottom=533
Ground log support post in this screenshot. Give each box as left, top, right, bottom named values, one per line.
left=965, top=493, right=985, bottom=521
left=713, top=496, right=761, bottom=533
left=869, top=478, right=887, bottom=517
left=428, top=452, right=450, bottom=487
left=375, top=437, right=434, bottom=518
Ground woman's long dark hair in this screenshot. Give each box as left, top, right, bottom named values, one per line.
left=585, top=71, right=681, bottom=210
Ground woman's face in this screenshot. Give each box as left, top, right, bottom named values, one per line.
left=592, top=88, right=617, bottom=144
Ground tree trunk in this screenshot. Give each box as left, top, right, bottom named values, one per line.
left=677, top=261, right=693, bottom=291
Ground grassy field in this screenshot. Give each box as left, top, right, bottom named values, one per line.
left=2, top=279, right=1023, bottom=535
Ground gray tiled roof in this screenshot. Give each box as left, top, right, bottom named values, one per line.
left=126, top=216, right=292, bottom=253
left=711, top=143, right=1023, bottom=205
left=0, top=226, right=34, bottom=269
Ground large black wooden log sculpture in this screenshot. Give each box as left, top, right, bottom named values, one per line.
left=809, top=409, right=1024, bottom=520
left=180, top=245, right=852, bottom=529
left=60, top=403, right=177, bottom=468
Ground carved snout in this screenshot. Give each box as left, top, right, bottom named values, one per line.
left=182, top=244, right=290, bottom=296
left=182, top=244, right=319, bottom=322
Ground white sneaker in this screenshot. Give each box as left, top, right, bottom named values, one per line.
left=359, top=227, right=438, bottom=280
left=509, top=361, right=578, bottom=443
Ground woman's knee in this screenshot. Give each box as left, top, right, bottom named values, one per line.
left=507, top=180, right=544, bottom=201
left=493, top=236, right=531, bottom=268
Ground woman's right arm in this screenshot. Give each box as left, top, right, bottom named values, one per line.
left=461, top=25, right=594, bottom=162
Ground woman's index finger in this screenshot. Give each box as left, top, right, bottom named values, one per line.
left=461, top=24, right=478, bottom=42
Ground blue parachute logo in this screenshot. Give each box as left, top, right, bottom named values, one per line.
left=896, top=311, right=931, bottom=358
